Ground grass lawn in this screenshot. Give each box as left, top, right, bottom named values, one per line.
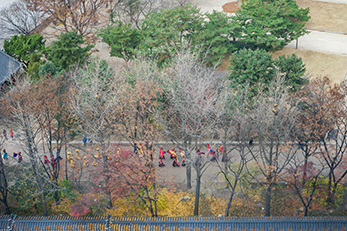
left=219, top=48, right=347, bottom=84
left=296, top=0, right=347, bottom=33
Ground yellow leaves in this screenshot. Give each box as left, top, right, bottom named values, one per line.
left=49, top=198, right=71, bottom=216
left=157, top=191, right=194, bottom=217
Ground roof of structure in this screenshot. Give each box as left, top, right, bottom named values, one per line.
left=0, top=50, right=23, bottom=85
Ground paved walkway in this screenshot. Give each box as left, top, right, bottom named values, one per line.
left=287, top=30, right=347, bottom=56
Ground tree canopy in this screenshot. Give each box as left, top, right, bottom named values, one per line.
left=3, top=33, right=45, bottom=68
left=228, top=48, right=307, bottom=97
left=233, top=0, right=310, bottom=51
left=45, top=31, right=93, bottom=70
left=139, top=3, right=204, bottom=66
left=98, top=23, right=141, bottom=62
left=100, top=4, right=239, bottom=67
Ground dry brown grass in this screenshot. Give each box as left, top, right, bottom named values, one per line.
left=296, top=0, right=347, bottom=33
left=219, top=48, right=347, bottom=84
left=272, top=47, right=347, bottom=84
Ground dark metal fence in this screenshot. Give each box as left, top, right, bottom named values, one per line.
left=1, top=215, right=347, bottom=231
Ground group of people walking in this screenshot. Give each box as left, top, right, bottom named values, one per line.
left=1, top=149, right=23, bottom=163
left=158, top=144, right=226, bottom=168
left=2, top=129, right=14, bottom=140
left=2, top=129, right=22, bottom=163
left=158, top=147, right=186, bottom=167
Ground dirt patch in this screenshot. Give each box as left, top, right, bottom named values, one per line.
left=217, top=54, right=231, bottom=71
left=296, top=0, right=347, bottom=33
left=222, top=1, right=241, bottom=13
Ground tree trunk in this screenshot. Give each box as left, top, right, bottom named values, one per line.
left=326, top=170, right=333, bottom=205
left=54, top=181, right=60, bottom=205
left=331, top=183, right=338, bottom=204
left=34, top=170, right=48, bottom=216
left=31, top=156, right=48, bottom=215
left=153, top=183, right=158, bottom=217
left=41, top=190, right=47, bottom=216
left=304, top=205, right=309, bottom=216
left=303, top=153, right=308, bottom=183
left=65, top=144, right=68, bottom=180
left=0, top=196, right=11, bottom=214
left=186, top=165, right=191, bottom=189
left=265, top=184, right=272, bottom=216
left=225, top=186, right=236, bottom=217
left=194, top=175, right=201, bottom=216
left=223, top=142, right=228, bottom=171
left=4, top=200, right=11, bottom=214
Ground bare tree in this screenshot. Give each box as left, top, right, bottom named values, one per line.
left=31, top=75, right=73, bottom=205
left=157, top=49, right=223, bottom=193
left=109, top=0, right=189, bottom=29
left=107, top=58, right=164, bottom=215
left=112, top=58, right=163, bottom=151
left=0, top=0, right=41, bottom=37
left=307, top=78, right=347, bottom=205
left=1, top=78, right=48, bottom=216
left=247, top=75, right=298, bottom=216
left=286, top=78, right=332, bottom=215
left=215, top=87, right=253, bottom=216
left=69, top=59, right=117, bottom=143
left=26, top=0, right=109, bottom=38
left=69, top=58, right=119, bottom=207
left=287, top=151, right=325, bottom=216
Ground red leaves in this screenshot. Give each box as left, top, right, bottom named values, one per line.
left=69, top=194, right=100, bottom=217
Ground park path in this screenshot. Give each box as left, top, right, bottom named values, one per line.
left=287, top=30, right=347, bottom=56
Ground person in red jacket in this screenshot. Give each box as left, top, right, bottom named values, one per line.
left=159, top=147, right=165, bottom=159
left=18, top=152, right=23, bottom=163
